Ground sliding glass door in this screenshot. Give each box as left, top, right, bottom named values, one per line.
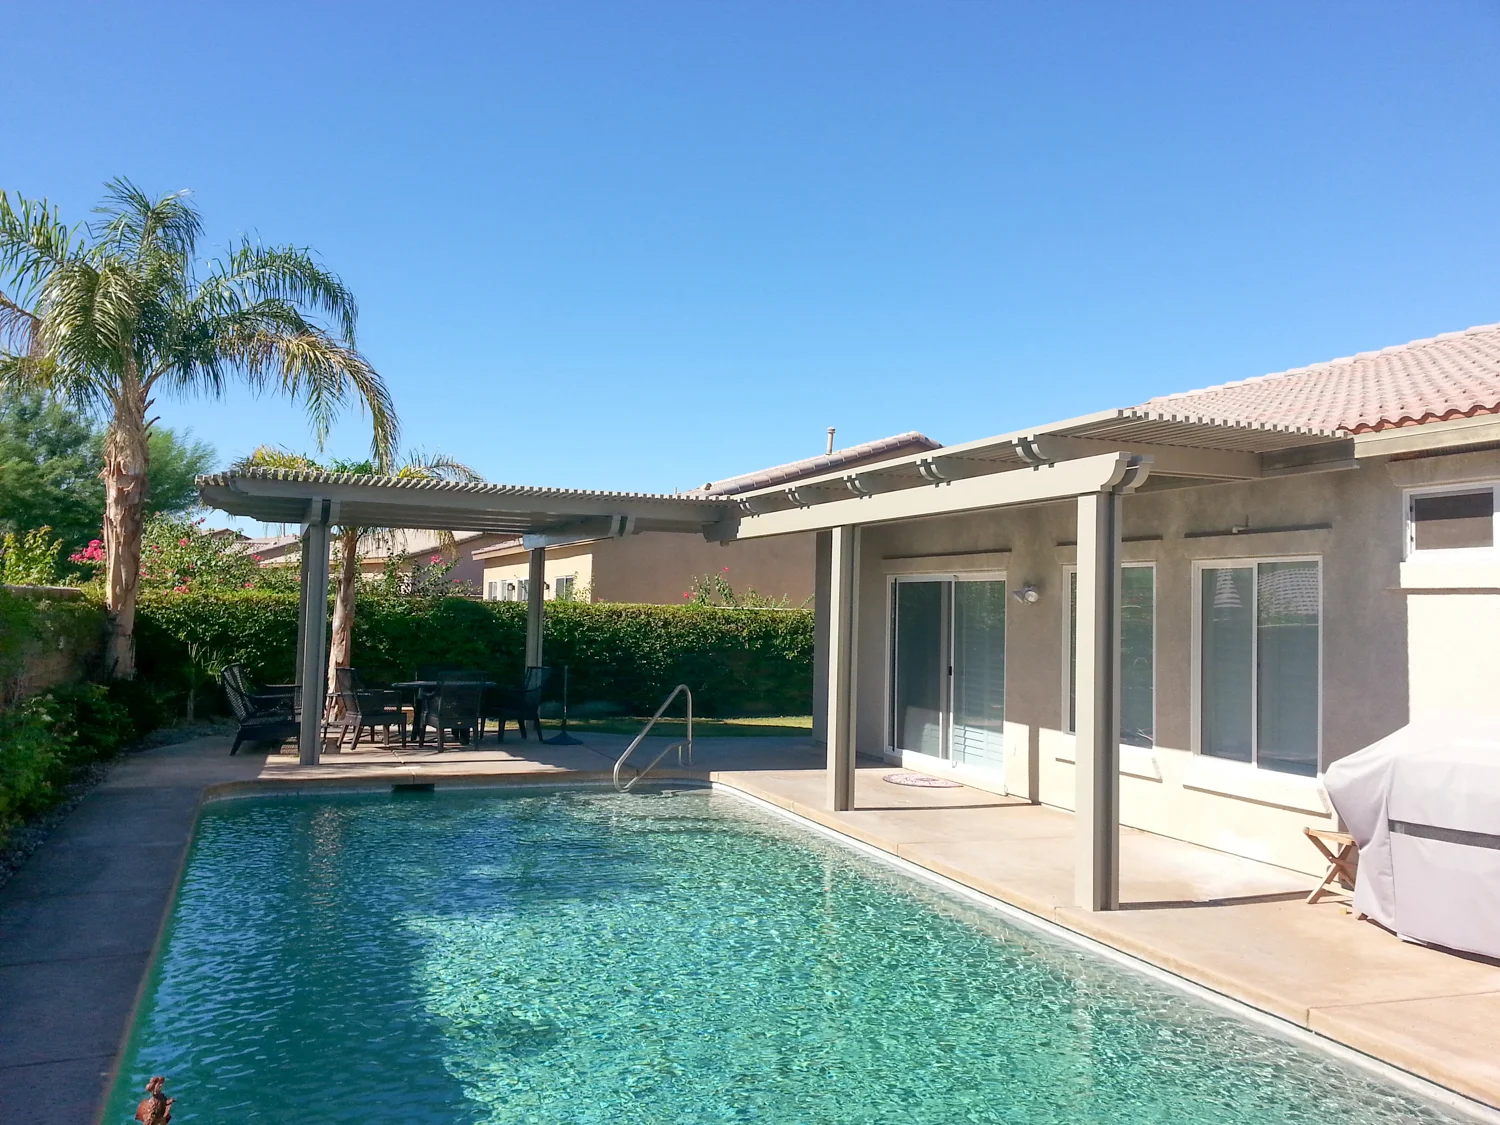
left=890, top=575, right=1007, bottom=770
left=892, top=581, right=945, bottom=756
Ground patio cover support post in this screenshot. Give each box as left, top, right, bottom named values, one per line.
left=1074, top=489, right=1122, bottom=911
left=297, top=505, right=333, bottom=766
left=525, top=546, right=546, bottom=667
left=826, top=524, right=860, bottom=811
left=293, top=530, right=311, bottom=688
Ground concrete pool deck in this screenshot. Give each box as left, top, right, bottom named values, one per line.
left=4, top=732, right=1498, bottom=1123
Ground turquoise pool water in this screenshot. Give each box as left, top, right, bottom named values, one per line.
left=105, top=787, right=1470, bottom=1124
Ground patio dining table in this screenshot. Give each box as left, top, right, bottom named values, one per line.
left=392, top=680, right=496, bottom=746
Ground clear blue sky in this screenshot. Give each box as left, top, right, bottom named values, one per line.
left=5, top=1, right=1499, bottom=509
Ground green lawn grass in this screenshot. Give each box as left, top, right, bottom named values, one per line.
left=548, top=715, right=812, bottom=738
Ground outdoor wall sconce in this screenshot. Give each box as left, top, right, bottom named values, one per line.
left=1013, top=584, right=1041, bottom=605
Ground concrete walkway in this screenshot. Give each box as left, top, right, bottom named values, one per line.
left=4, top=733, right=1498, bottom=1122
left=0, top=738, right=266, bottom=1125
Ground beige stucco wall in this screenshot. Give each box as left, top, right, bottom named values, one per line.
left=804, top=446, right=1500, bottom=875
left=478, top=531, right=816, bottom=605
left=480, top=542, right=596, bottom=600
left=591, top=531, right=815, bottom=605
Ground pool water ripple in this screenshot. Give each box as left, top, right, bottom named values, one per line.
left=104, top=788, right=1472, bottom=1124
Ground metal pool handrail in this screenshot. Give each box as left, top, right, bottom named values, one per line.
left=612, top=684, right=694, bottom=792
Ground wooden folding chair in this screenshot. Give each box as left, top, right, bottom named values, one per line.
left=1304, top=827, right=1358, bottom=905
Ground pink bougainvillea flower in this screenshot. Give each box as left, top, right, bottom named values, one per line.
left=244, top=582, right=255, bottom=588
left=172, top=584, right=190, bottom=593
left=179, top=538, right=190, bottom=546
left=251, top=554, right=263, bottom=562
left=722, top=567, right=729, bottom=572
left=430, top=554, right=441, bottom=563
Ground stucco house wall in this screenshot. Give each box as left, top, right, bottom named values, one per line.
left=479, top=530, right=816, bottom=605
left=812, top=446, right=1497, bottom=875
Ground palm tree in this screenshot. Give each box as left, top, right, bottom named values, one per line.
left=234, top=446, right=483, bottom=691
left=0, top=179, right=396, bottom=677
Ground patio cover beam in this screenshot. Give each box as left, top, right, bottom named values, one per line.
left=729, top=452, right=1148, bottom=539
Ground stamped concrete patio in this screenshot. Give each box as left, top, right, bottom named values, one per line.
left=4, top=732, right=1498, bottom=1124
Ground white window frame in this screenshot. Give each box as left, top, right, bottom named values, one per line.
left=883, top=569, right=1007, bottom=763
left=485, top=580, right=499, bottom=601
left=1403, top=480, right=1500, bottom=560
left=1061, top=561, right=1157, bottom=746
left=1190, top=555, right=1324, bottom=774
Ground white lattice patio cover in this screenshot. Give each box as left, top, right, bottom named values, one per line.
left=1324, top=716, right=1500, bottom=958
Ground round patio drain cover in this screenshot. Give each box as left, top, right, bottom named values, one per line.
left=883, top=771, right=962, bottom=788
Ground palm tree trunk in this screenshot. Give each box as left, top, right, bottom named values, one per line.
left=327, top=525, right=361, bottom=699
left=102, top=373, right=150, bottom=679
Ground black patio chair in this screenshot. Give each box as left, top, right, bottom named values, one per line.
left=222, top=663, right=301, bottom=755
left=414, top=679, right=484, bottom=752
left=479, top=666, right=552, bottom=743
left=328, top=667, right=407, bottom=750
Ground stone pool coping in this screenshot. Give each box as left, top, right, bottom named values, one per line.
left=4, top=734, right=1498, bottom=1123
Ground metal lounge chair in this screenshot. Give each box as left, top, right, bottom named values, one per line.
left=479, top=666, right=552, bottom=743
left=222, top=663, right=301, bottom=755
left=414, top=679, right=484, bottom=751
left=328, top=667, right=407, bottom=750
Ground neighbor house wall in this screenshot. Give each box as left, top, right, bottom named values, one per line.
left=591, top=532, right=816, bottom=605
left=836, top=459, right=1425, bottom=876
left=480, top=542, right=596, bottom=601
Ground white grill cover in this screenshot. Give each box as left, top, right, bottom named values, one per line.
left=1323, top=716, right=1500, bottom=959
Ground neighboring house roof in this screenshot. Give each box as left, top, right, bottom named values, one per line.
left=1143, top=322, right=1500, bottom=434
left=357, top=528, right=492, bottom=564
left=235, top=534, right=300, bottom=561
left=690, top=431, right=942, bottom=496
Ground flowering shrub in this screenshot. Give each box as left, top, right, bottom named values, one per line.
left=0, top=527, right=64, bottom=586
left=372, top=552, right=478, bottom=598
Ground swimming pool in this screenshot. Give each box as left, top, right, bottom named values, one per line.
left=105, top=786, right=1474, bottom=1124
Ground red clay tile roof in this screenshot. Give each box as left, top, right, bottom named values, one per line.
left=1143, top=323, right=1500, bottom=434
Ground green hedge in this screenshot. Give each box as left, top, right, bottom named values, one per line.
left=135, top=593, right=814, bottom=718
left=0, top=682, right=137, bottom=848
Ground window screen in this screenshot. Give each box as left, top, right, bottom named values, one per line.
left=1199, top=560, right=1320, bottom=776
left=1411, top=489, right=1493, bottom=551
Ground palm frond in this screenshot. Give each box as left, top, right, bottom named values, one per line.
left=92, top=177, right=201, bottom=269
left=395, top=450, right=485, bottom=483
left=204, top=241, right=359, bottom=344
left=215, top=318, right=398, bottom=463
left=0, top=288, right=40, bottom=356
left=0, top=192, right=75, bottom=291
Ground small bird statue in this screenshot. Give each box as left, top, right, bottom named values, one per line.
left=135, top=1076, right=173, bottom=1125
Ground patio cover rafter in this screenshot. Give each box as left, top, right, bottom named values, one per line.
left=198, top=469, right=734, bottom=539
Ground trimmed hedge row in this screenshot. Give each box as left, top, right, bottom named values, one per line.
left=135, top=592, right=815, bottom=718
